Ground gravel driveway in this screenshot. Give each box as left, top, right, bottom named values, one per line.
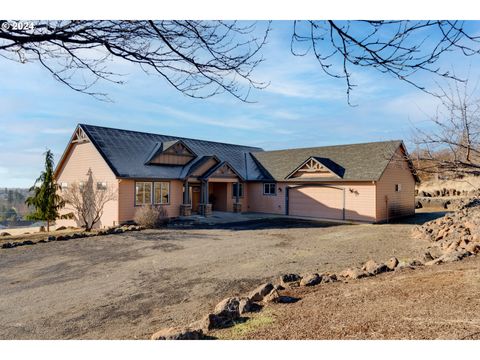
left=0, top=215, right=437, bottom=339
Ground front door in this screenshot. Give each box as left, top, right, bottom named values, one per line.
left=191, top=186, right=201, bottom=213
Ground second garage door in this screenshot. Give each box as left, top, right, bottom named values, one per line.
left=288, top=186, right=345, bottom=220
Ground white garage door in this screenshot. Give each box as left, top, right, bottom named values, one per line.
left=288, top=186, right=344, bottom=220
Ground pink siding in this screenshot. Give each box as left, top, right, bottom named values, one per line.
left=246, top=182, right=377, bottom=222
left=246, top=183, right=286, bottom=214
left=375, top=148, right=416, bottom=222
left=118, top=179, right=184, bottom=223
left=56, top=141, right=119, bottom=228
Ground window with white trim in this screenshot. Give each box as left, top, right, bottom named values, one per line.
left=60, top=182, right=68, bottom=191
left=395, top=184, right=402, bottom=192
left=263, top=183, right=276, bottom=195
left=135, top=182, right=152, bottom=205
left=154, top=182, right=170, bottom=204
left=232, top=183, right=244, bottom=198
left=97, top=181, right=107, bottom=191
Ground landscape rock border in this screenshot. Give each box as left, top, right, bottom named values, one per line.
left=0, top=224, right=143, bottom=249
left=150, top=205, right=480, bottom=340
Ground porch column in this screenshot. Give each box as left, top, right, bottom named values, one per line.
left=180, top=180, right=192, bottom=217
left=198, top=180, right=212, bottom=217
left=183, top=180, right=190, bottom=204
left=233, top=181, right=242, bottom=213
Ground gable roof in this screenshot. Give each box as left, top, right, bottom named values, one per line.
left=78, top=124, right=267, bottom=180
left=252, top=140, right=408, bottom=182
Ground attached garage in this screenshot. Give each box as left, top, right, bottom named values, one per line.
left=287, top=185, right=345, bottom=220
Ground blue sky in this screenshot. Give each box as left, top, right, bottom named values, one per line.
left=1, top=20, right=480, bottom=187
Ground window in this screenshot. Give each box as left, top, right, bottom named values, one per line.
left=263, top=183, right=276, bottom=195
left=60, top=182, right=68, bottom=191
left=154, top=182, right=170, bottom=204
left=395, top=184, right=402, bottom=192
left=135, top=182, right=152, bottom=205
left=97, top=181, right=107, bottom=191
left=79, top=181, right=85, bottom=191
left=232, top=183, right=244, bottom=198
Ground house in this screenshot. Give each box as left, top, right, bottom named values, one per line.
left=54, top=124, right=418, bottom=228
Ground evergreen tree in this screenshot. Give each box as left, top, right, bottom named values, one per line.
left=25, top=150, right=65, bottom=231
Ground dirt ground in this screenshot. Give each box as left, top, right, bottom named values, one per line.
left=0, top=213, right=439, bottom=339
left=214, top=256, right=480, bottom=340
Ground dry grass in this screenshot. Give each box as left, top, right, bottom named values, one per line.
left=214, top=256, right=480, bottom=340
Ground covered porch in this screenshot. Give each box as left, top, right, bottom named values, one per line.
left=179, top=162, right=244, bottom=217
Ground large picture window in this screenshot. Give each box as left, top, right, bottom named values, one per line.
left=135, top=182, right=152, bottom=205
left=263, top=183, right=276, bottom=195
left=232, top=183, right=244, bottom=198
left=154, top=182, right=170, bottom=204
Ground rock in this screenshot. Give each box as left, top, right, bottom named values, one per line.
left=200, top=313, right=234, bottom=330
left=238, top=297, right=253, bottom=314
left=465, top=242, right=480, bottom=254
left=22, top=240, right=34, bottom=245
left=415, top=200, right=423, bottom=209
left=47, top=235, right=56, bottom=241
left=274, top=284, right=285, bottom=291
left=385, top=257, right=399, bottom=270
left=319, top=273, right=337, bottom=283
left=440, top=250, right=471, bottom=263
left=56, top=226, right=67, bottom=231
left=300, top=273, right=321, bottom=286
left=114, top=228, right=124, bottom=234
left=248, top=283, right=274, bottom=302
left=1, top=232, right=11, bottom=236
left=279, top=273, right=302, bottom=287
left=423, top=252, right=434, bottom=262
left=151, top=326, right=204, bottom=340
left=213, top=297, right=240, bottom=319
left=340, top=268, right=369, bottom=280
left=362, top=260, right=389, bottom=275
left=97, top=230, right=107, bottom=236
left=263, top=289, right=280, bottom=303
left=2, top=242, right=14, bottom=249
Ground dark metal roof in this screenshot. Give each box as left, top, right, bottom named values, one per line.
left=80, top=124, right=266, bottom=180
left=252, top=140, right=406, bottom=182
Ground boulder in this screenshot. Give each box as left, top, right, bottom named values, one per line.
left=263, top=289, right=280, bottom=303
left=114, top=228, right=124, bottom=234
left=151, top=326, right=204, bottom=340
left=213, top=297, right=240, bottom=319
left=385, top=257, right=399, bottom=271
left=47, top=235, right=56, bottom=241
left=465, top=242, right=480, bottom=254
left=440, top=250, right=471, bottom=263
left=248, top=283, right=274, bottom=302
left=200, top=313, right=234, bottom=330
left=274, top=284, right=285, bottom=291
left=56, top=226, right=67, bottom=231
left=238, top=297, right=253, bottom=314
left=300, top=273, right=321, bottom=286
left=362, top=260, right=389, bottom=275
left=1, top=242, right=14, bottom=249
left=340, top=268, right=369, bottom=280
left=1, top=232, right=11, bottom=236
left=320, top=273, right=338, bottom=283
left=279, top=273, right=302, bottom=287
left=22, top=240, right=34, bottom=245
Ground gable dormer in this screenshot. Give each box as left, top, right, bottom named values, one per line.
left=286, top=157, right=343, bottom=179
left=146, top=140, right=196, bottom=165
